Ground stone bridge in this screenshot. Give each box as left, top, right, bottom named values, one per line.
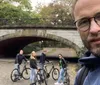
left=0, top=26, right=84, bottom=57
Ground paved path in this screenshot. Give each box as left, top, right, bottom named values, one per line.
left=0, top=59, right=77, bottom=85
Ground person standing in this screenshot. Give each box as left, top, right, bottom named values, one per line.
left=55, top=54, right=67, bottom=85
left=39, top=49, right=49, bottom=73
left=72, top=0, right=100, bottom=85
left=30, top=51, right=39, bottom=85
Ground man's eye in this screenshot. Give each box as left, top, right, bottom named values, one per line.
left=78, top=19, right=89, bottom=28
left=95, top=13, right=100, bottom=21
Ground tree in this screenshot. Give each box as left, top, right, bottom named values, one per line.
left=0, top=0, right=32, bottom=10
left=38, top=0, right=75, bottom=26
left=0, top=0, right=42, bottom=25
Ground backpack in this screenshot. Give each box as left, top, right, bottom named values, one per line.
left=77, top=66, right=90, bottom=85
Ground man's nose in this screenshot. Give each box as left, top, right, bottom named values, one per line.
left=89, top=19, right=100, bottom=33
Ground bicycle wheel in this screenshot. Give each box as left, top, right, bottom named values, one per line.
left=22, top=68, right=30, bottom=80
left=52, top=68, right=59, bottom=80
left=10, top=69, right=19, bottom=82
left=64, top=71, right=70, bottom=85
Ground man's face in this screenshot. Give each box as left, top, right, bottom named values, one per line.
left=74, top=0, right=100, bottom=56
left=20, top=50, right=23, bottom=55
left=43, top=50, right=47, bottom=54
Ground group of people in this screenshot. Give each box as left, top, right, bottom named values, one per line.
left=29, top=50, right=49, bottom=85
left=14, top=0, right=100, bottom=85
left=14, top=49, right=67, bottom=85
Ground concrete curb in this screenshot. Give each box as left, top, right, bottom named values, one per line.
left=0, top=59, right=14, bottom=63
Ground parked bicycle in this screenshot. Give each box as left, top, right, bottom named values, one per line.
left=44, top=61, right=59, bottom=80
left=10, top=61, right=30, bottom=82
left=35, top=69, right=48, bottom=85
left=63, top=68, right=70, bottom=85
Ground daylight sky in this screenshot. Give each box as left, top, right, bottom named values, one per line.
left=30, top=0, right=52, bottom=9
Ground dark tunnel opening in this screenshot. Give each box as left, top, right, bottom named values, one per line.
left=0, top=36, right=52, bottom=58
left=0, top=36, right=79, bottom=63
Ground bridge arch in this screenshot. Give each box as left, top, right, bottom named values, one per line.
left=0, top=29, right=81, bottom=57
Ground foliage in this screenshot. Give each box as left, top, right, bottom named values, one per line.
left=38, top=0, right=75, bottom=26
left=0, top=0, right=32, bottom=10
left=0, top=0, right=75, bottom=26
left=0, top=0, right=42, bottom=25
left=0, top=3, right=29, bottom=18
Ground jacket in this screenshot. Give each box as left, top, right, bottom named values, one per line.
left=74, top=51, right=100, bottom=85
left=30, top=58, right=37, bottom=69
left=39, top=53, right=49, bottom=64
left=15, top=54, right=27, bottom=65
left=59, top=58, right=67, bottom=69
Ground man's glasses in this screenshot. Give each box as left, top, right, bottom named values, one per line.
left=75, top=12, right=100, bottom=32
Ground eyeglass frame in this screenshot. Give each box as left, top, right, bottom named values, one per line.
left=74, top=12, right=100, bottom=32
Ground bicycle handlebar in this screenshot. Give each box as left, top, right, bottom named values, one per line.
left=49, top=61, right=54, bottom=65
left=44, top=61, right=54, bottom=67
left=23, top=61, right=29, bottom=67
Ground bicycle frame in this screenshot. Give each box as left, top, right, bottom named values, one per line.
left=11, top=61, right=30, bottom=82
left=44, top=62, right=55, bottom=75
left=16, top=62, right=28, bottom=77
left=23, top=63, right=27, bottom=70
left=36, top=69, right=47, bottom=85
left=43, top=62, right=59, bottom=80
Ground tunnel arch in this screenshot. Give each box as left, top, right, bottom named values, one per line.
left=0, top=30, right=81, bottom=57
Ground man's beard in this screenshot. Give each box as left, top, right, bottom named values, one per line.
left=90, top=44, right=100, bottom=57
left=84, top=40, right=100, bottom=57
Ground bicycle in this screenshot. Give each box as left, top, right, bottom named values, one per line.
left=63, top=68, right=70, bottom=85
left=35, top=69, right=47, bottom=85
left=44, top=61, right=59, bottom=80
left=10, top=61, right=31, bottom=82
